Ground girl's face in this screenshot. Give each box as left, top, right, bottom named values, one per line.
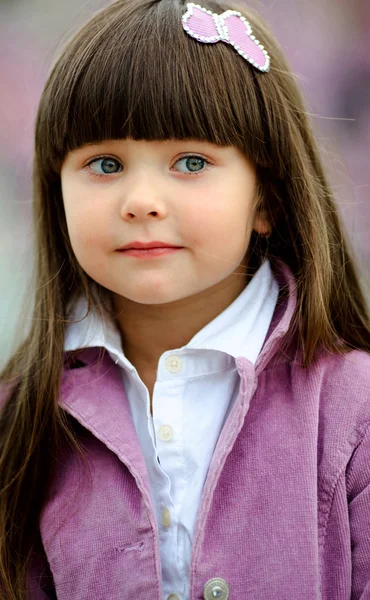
left=61, top=138, right=268, bottom=305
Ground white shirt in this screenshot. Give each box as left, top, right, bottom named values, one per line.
left=64, top=259, right=279, bottom=600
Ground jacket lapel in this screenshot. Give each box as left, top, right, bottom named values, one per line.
left=59, top=347, right=152, bottom=502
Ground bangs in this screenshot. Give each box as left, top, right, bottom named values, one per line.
left=38, top=0, right=275, bottom=174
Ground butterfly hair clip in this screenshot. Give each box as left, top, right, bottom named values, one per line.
left=182, top=2, right=270, bottom=72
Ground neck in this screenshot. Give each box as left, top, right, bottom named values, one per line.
left=112, top=271, right=248, bottom=372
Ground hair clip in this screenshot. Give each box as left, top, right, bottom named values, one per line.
left=182, top=2, right=270, bottom=72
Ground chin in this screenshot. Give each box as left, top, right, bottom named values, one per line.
left=115, top=286, right=200, bottom=306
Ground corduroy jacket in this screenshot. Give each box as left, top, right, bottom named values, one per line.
left=3, top=263, right=370, bottom=599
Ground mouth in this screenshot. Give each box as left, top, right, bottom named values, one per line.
left=117, top=246, right=183, bottom=259
left=117, top=240, right=183, bottom=251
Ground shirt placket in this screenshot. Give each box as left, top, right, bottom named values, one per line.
left=153, top=353, right=188, bottom=599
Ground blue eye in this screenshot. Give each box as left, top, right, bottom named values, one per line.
left=88, top=156, right=122, bottom=176
left=85, top=153, right=209, bottom=178
left=174, top=156, right=209, bottom=174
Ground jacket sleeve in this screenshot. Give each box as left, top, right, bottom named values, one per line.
left=346, top=423, right=370, bottom=600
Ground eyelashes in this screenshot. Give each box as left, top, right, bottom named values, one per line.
left=84, top=154, right=211, bottom=179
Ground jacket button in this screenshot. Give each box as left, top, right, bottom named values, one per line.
left=203, top=578, right=230, bottom=600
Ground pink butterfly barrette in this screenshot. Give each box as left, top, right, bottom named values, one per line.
left=182, top=3, right=270, bottom=72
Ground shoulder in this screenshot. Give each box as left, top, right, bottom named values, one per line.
left=286, top=347, right=370, bottom=394
left=314, top=348, right=370, bottom=404
left=304, top=349, right=370, bottom=450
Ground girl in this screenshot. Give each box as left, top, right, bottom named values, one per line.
left=1, top=0, right=370, bottom=598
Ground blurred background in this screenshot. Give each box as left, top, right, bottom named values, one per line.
left=0, top=0, right=369, bottom=367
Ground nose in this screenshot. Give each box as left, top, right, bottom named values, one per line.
left=120, top=175, right=168, bottom=222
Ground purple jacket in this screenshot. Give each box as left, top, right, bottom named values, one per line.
left=8, top=264, right=370, bottom=599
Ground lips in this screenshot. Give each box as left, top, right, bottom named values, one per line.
left=118, top=240, right=182, bottom=250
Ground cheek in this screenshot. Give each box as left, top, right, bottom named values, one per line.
left=65, top=212, right=94, bottom=253
left=183, top=195, right=252, bottom=248
left=63, top=195, right=107, bottom=252
left=65, top=215, right=108, bottom=276
left=61, top=178, right=115, bottom=280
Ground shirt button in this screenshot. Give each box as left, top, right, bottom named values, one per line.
left=203, top=578, right=230, bottom=600
left=165, top=354, right=183, bottom=373
left=158, top=424, right=174, bottom=442
left=162, top=508, right=171, bottom=528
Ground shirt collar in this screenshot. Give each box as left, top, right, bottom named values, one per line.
left=64, top=259, right=279, bottom=368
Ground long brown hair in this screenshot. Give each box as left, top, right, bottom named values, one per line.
left=1, top=0, right=369, bottom=596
